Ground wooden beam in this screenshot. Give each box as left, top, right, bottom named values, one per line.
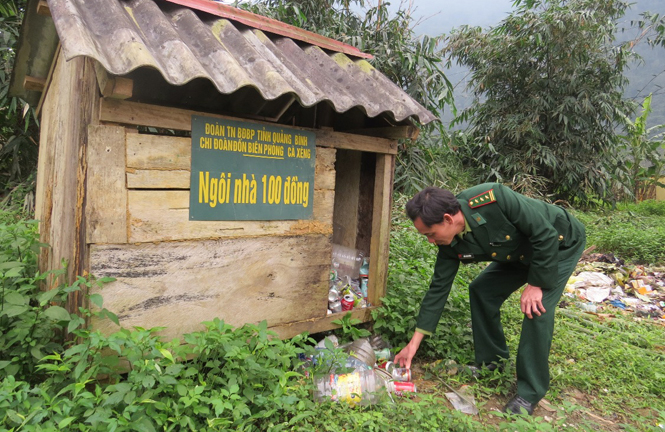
left=126, top=169, right=190, bottom=189
left=367, top=153, right=394, bottom=307
left=316, top=130, right=397, bottom=154
left=23, top=76, right=46, bottom=92
left=99, top=98, right=398, bottom=154
left=36, top=0, right=51, bottom=16
left=125, top=137, right=336, bottom=190
left=126, top=134, right=191, bottom=170
left=126, top=190, right=334, bottom=243
left=89, top=236, right=332, bottom=340
left=346, top=125, right=420, bottom=141
left=332, top=150, right=361, bottom=247
left=36, top=53, right=100, bottom=310
left=269, top=307, right=376, bottom=339
left=94, top=62, right=133, bottom=99
left=36, top=44, right=61, bottom=117
left=111, top=77, right=133, bottom=99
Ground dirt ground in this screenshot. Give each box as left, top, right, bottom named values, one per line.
left=408, top=362, right=633, bottom=431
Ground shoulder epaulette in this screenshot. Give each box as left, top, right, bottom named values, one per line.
left=468, top=189, right=496, bottom=209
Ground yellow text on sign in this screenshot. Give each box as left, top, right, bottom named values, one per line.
left=198, top=172, right=310, bottom=208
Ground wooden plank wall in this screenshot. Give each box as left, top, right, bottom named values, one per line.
left=90, top=236, right=331, bottom=340
left=120, top=133, right=336, bottom=243
left=35, top=53, right=99, bottom=306
left=87, top=118, right=338, bottom=337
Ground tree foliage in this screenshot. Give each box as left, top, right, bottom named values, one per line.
left=633, top=10, right=665, bottom=49
left=446, top=0, right=635, bottom=204
left=618, top=94, right=665, bottom=201
left=0, top=0, right=38, bottom=203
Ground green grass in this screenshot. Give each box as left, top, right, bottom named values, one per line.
left=572, top=200, right=665, bottom=264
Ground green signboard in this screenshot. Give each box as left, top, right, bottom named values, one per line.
left=189, top=116, right=316, bottom=221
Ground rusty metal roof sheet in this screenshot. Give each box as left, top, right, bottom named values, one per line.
left=42, top=0, right=436, bottom=124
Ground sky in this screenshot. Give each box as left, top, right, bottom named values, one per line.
left=392, top=0, right=515, bottom=36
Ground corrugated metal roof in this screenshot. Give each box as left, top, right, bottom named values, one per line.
left=163, top=0, right=373, bottom=60
left=44, top=0, right=436, bottom=124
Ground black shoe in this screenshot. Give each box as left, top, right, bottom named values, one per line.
left=466, top=362, right=503, bottom=378
left=503, top=395, right=536, bottom=415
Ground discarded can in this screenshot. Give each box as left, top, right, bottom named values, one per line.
left=341, top=294, right=355, bottom=311
left=329, top=300, right=342, bottom=313
left=391, top=367, right=411, bottom=382
left=392, top=381, right=416, bottom=395
left=374, top=348, right=391, bottom=362
left=328, top=288, right=340, bottom=303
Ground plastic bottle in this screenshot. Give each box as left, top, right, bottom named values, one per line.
left=331, top=244, right=363, bottom=279
left=313, top=368, right=391, bottom=405
left=313, top=368, right=416, bottom=405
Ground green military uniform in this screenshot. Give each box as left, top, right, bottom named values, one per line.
left=415, top=183, right=586, bottom=403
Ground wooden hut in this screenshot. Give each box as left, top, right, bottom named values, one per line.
left=11, top=0, right=436, bottom=339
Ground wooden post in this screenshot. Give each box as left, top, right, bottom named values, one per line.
left=36, top=52, right=99, bottom=314
left=368, top=152, right=394, bottom=307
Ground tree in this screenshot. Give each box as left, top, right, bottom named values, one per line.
left=0, top=0, right=38, bottom=205
left=446, top=0, right=635, bottom=204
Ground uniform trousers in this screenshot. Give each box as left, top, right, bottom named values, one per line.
left=468, top=234, right=585, bottom=403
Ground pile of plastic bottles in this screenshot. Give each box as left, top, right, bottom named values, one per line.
left=307, top=336, right=417, bottom=405
left=328, top=244, right=370, bottom=314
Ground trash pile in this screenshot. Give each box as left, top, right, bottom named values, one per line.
left=328, top=244, right=370, bottom=314
left=302, top=335, right=416, bottom=405
left=564, top=253, right=665, bottom=319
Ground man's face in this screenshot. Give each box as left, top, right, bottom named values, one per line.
left=413, top=215, right=456, bottom=246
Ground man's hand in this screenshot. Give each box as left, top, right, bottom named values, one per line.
left=394, top=331, right=425, bottom=369
left=521, top=284, right=546, bottom=319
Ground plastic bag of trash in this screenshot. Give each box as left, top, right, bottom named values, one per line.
left=444, top=385, right=478, bottom=415
left=573, top=272, right=614, bottom=288
left=570, top=271, right=614, bottom=302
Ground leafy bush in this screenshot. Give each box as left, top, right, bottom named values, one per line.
left=7, top=320, right=312, bottom=432
left=394, top=132, right=473, bottom=197
left=0, top=214, right=314, bottom=430
left=0, top=216, right=66, bottom=381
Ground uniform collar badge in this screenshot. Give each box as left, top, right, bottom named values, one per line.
left=468, top=189, right=496, bottom=209
left=471, top=212, right=486, bottom=225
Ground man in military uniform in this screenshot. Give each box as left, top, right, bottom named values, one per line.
left=394, top=183, right=586, bottom=415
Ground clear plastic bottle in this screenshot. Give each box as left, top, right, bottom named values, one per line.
left=313, top=368, right=390, bottom=405
left=331, top=244, right=363, bottom=279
